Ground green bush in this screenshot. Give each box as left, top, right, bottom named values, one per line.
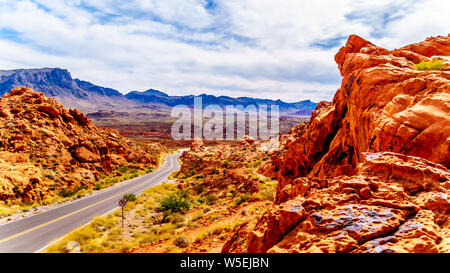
left=159, top=194, right=190, bottom=213
left=414, top=59, right=445, bottom=71
left=123, top=193, right=137, bottom=202
left=59, top=186, right=86, bottom=198
left=117, top=166, right=128, bottom=173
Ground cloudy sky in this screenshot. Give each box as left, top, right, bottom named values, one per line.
left=0, top=0, right=448, bottom=102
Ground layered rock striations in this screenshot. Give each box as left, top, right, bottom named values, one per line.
left=225, top=34, right=450, bottom=253
left=275, top=34, right=449, bottom=187
left=0, top=87, right=164, bottom=202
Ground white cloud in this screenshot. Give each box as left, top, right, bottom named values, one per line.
left=0, top=0, right=448, bottom=102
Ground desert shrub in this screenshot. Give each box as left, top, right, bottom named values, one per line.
left=166, top=213, right=185, bottom=224
left=177, top=189, right=190, bottom=199
left=200, top=193, right=217, bottom=205
left=117, top=166, right=129, bottom=173
left=173, top=235, right=190, bottom=248
left=156, top=223, right=176, bottom=235
left=81, top=243, right=104, bottom=253
left=183, top=170, right=195, bottom=178
left=0, top=205, right=20, bottom=217
left=59, top=185, right=86, bottom=198
left=210, top=214, right=224, bottom=221
left=59, top=225, right=98, bottom=249
left=231, top=193, right=251, bottom=207
left=139, top=233, right=159, bottom=244
left=76, top=189, right=87, bottom=198
left=414, top=59, right=445, bottom=71
left=91, top=215, right=116, bottom=231
left=159, top=194, right=190, bottom=213
left=123, top=193, right=137, bottom=202
left=226, top=186, right=237, bottom=198
left=193, top=183, right=205, bottom=194
left=253, top=181, right=277, bottom=201
left=190, top=211, right=204, bottom=222
left=193, top=230, right=210, bottom=243
left=211, top=223, right=229, bottom=235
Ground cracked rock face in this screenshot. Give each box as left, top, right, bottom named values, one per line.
left=225, top=34, right=450, bottom=253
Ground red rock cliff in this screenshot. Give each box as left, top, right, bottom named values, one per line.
left=0, top=87, right=165, bottom=202
left=224, top=34, right=450, bottom=253
left=274, top=34, right=449, bottom=189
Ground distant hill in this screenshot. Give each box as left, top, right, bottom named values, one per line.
left=0, top=68, right=317, bottom=115
left=125, top=89, right=317, bottom=113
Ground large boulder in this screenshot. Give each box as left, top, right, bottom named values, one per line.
left=73, top=146, right=101, bottom=163
left=37, top=105, right=60, bottom=118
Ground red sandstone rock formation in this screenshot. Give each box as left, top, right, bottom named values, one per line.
left=246, top=152, right=449, bottom=253
left=274, top=34, right=449, bottom=188
left=224, top=34, right=450, bottom=253
left=0, top=87, right=165, bottom=202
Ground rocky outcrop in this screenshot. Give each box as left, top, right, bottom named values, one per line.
left=273, top=34, right=449, bottom=187
left=69, top=108, right=91, bottom=126
left=178, top=138, right=272, bottom=197
left=73, top=146, right=101, bottom=163
left=225, top=34, right=450, bottom=253
left=0, top=87, right=165, bottom=202
left=244, top=152, right=449, bottom=253
left=37, top=105, right=60, bottom=119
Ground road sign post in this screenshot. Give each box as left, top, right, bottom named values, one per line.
left=119, top=199, right=127, bottom=228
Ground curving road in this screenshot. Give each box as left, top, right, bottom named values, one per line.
left=0, top=151, right=182, bottom=253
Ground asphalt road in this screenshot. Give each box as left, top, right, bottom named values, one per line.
left=0, top=151, right=182, bottom=253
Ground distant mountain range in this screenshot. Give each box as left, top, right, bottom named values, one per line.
left=0, top=68, right=317, bottom=115
left=125, top=89, right=317, bottom=111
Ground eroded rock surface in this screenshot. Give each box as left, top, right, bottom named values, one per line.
left=273, top=34, right=449, bottom=187
left=0, top=87, right=165, bottom=202
left=224, top=34, right=450, bottom=253
left=238, top=152, right=449, bottom=253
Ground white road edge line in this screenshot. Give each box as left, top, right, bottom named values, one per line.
left=35, top=154, right=179, bottom=253
left=0, top=153, right=175, bottom=228
left=34, top=206, right=121, bottom=253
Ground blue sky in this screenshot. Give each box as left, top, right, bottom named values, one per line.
left=0, top=0, right=448, bottom=102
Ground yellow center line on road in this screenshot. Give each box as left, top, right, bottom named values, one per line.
left=0, top=169, right=170, bottom=244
